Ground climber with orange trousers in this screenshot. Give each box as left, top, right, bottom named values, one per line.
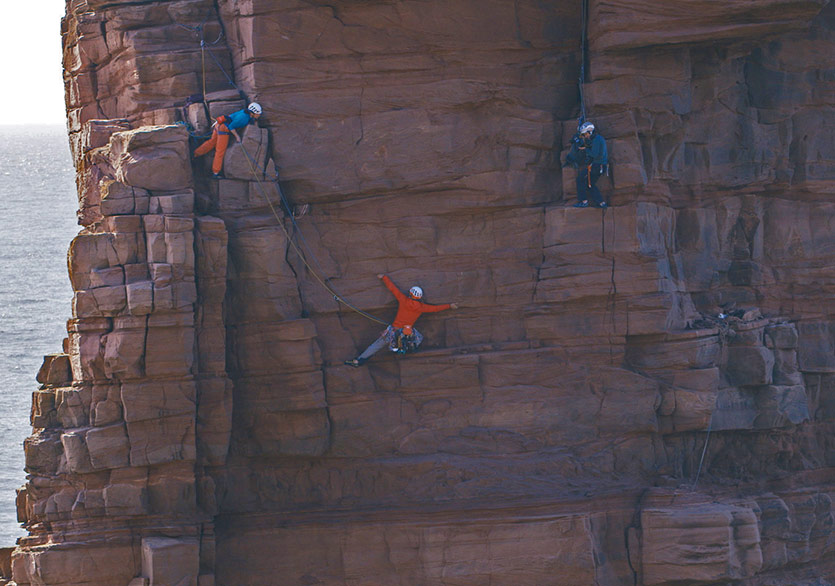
left=193, top=102, right=262, bottom=178
left=345, top=274, right=459, bottom=367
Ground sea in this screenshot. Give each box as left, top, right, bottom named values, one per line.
left=0, top=125, right=78, bottom=546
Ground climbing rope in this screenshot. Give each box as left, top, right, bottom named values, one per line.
left=203, top=43, right=243, bottom=95
left=174, top=119, right=210, bottom=140
left=201, top=38, right=207, bottom=100
left=176, top=15, right=245, bottom=110
left=579, top=0, right=589, bottom=122
left=692, top=408, right=715, bottom=489
left=179, top=16, right=388, bottom=326
left=236, top=142, right=388, bottom=325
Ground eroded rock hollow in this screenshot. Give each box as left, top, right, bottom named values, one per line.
left=4, top=0, right=835, bottom=584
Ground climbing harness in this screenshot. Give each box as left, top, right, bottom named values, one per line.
left=386, top=326, right=423, bottom=354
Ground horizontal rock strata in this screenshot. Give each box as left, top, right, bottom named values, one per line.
left=3, top=0, right=835, bottom=584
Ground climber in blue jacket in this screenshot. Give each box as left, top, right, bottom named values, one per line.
left=566, top=121, right=608, bottom=208
left=194, top=102, right=262, bottom=177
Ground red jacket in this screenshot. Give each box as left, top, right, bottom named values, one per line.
left=382, top=275, right=451, bottom=328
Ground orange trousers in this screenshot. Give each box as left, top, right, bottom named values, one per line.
left=194, top=123, right=231, bottom=174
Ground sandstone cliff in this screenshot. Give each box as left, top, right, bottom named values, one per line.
left=3, top=0, right=835, bottom=584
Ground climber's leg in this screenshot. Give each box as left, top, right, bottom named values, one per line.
left=358, top=331, right=389, bottom=360
left=194, top=128, right=218, bottom=157
left=588, top=164, right=606, bottom=207
left=211, top=124, right=231, bottom=175
left=345, top=327, right=391, bottom=367
left=574, top=166, right=590, bottom=207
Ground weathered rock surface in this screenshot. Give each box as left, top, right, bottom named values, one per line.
left=3, top=0, right=835, bottom=584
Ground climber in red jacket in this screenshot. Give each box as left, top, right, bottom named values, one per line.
left=345, top=274, right=459, bottom=367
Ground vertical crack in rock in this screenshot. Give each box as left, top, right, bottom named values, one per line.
left=323, top=4, right=347, bottom=28
left=512, top=0, right=532, bottom=49
left=624, top=489, right=649, bottom=586
left=282, top=220, right=308, bottom=316
left=355, top=86, right=366, bottom=146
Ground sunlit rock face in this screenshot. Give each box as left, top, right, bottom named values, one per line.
left=5, top=0, right=835, bottom=584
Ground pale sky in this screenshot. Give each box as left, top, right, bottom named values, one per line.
left=1, top=2, right=68, bottom=125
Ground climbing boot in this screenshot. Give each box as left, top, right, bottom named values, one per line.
left=597, top=201, right=608, bottom=209
left=573, top=200, right=589, bottom=208
left=344, top=358, right=366, bottom=368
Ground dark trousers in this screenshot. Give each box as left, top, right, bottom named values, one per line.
left=576, top=164, right=604, bottom=206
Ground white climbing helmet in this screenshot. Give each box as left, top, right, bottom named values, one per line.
left=248, top=102, right=262, bottom=115
left=579, top=122, right=595, bottom=134
left=409, top=286, right=423, bottom=299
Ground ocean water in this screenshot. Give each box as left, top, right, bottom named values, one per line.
left=0, top=125, right=78, bottom=546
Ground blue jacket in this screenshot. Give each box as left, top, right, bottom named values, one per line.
left=585, top=133, right=608, bottom=165
left=567, top=132, right=608, bottom=167
left=225, top=109, right=252, bottom=131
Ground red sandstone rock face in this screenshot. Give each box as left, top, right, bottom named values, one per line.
left=4, top=0, right=835, bottom=585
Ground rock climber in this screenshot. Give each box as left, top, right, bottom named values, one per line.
left=344, top=274, right=459, bottom=367
left=565, top=121, right=608, bottom=208
left=193, top=102, right=262, bottom=178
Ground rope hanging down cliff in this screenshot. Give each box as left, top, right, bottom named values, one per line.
left=578, top=0, right=589, bottom=123
left=177, top=25, right=388, bottom=326
left=237, top=142, right=388, bottom=326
